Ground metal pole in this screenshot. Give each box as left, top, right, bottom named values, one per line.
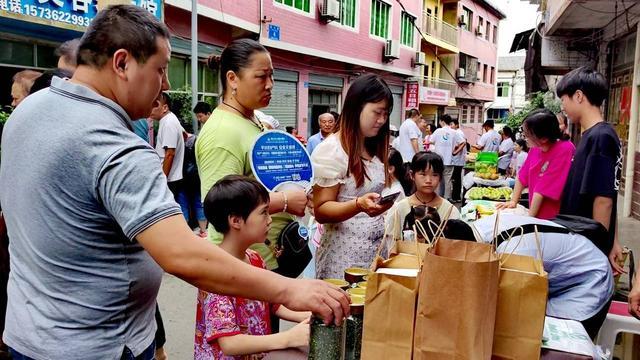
left=190, top=0, right=199, bottom=134
left=623, top=25, right=640, bottom=217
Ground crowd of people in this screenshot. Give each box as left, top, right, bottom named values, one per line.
left=0, top=4, right=639, bottom=360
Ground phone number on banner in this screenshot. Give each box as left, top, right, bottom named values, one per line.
left=22, top=4, right=91, bottom=26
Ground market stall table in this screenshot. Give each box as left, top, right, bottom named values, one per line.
left=262, top=347, right=594, bottom=359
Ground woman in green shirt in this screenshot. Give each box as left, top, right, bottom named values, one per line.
left=196, top=39, right=308, bottom=271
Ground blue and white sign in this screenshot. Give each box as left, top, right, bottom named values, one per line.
left=268, top=24, right=280, bottom=41
left=0, top=0, right=163, bottom=32
left=251, top=131, right=313, bottom=192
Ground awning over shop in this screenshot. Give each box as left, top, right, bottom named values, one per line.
left=510, top=29, right=534, bottom=53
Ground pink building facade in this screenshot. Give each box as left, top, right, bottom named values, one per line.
left=164, top=0, right=422, bottom=136
left=443, top=0, right=504, bottom=137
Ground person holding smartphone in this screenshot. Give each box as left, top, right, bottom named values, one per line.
left=311, top=74, right=394, bottom=279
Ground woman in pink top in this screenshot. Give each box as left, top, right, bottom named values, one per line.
left=497, top=109, right=575, bottom=219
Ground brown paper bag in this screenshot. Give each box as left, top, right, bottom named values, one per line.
left=492, top=227, right=548, bottom=360
left=361, top=217, right=433, bottom=359
left=414, top=237, right=500, bottom=360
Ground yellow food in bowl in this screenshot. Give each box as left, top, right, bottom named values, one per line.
left=344, top=267, right=369, bottom=276
left=323, top=278, right=350, bottom=289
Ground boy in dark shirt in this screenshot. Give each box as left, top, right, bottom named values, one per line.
left=558, top=67, right=624, bottom=275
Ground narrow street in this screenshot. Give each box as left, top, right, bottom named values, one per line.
left=158, top=196, right=640, bottom=359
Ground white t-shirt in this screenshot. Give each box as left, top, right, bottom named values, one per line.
left=155, top=112, right=185, bottom=182
left=451, top=129, right=467, bottom=167
left=398, top=119, right=422, bottom=162
left=431, top=126, right=462, bottom=166
left=515, top=151, right=528, bottom=176
left=477, top=129, right=501, bottom=153
left=498, top=138, right=514, bottom=170
left=474, top=214, right=613, bottom=321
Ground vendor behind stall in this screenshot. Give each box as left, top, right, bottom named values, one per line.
left=434, top=214, right=613, bottom=339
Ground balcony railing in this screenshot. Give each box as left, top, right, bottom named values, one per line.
left=421, top=13, right=459, bottom=48
left=421, top=76, right=458, bottom=93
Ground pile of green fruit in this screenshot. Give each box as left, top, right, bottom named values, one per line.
left=467, top=187, right=512, bottom=201
left=474, top=161, right=499, bottom=180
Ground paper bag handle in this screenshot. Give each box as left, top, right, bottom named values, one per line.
left=374, top=206, right=403, bottom=260
left=432, top=204, right=454, bottom=244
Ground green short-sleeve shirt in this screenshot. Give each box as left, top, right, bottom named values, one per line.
left=195, top=108, right=292, bottom=269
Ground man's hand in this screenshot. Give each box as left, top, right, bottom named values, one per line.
left=608, top=241, right=626, bottom=276
left=279, top=278, right=350, bottom=326
left=629, top=275, right=640, bottom=319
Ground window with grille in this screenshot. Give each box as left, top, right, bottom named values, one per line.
left=340, top=0, right=357, bottom=27
left=461, top=105, right=469, bottom=124
left=497, top=82, right=510, bottom=97
left=462, top=7, right=472, bottom=32
left=168, top=55, right=219, bottom=103
left=400, top=12, right=415, bottom=47
left=485, top=21, right=490, bottom=41
left=370, top=0, right=391, bottom=39
left=274, top=0, right=311, bottom=13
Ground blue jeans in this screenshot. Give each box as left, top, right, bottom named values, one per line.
left=175, top=187, right=205, bottom=223
left=9, top=341, right=155, bottom=360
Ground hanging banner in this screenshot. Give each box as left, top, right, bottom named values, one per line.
left=405, top=82, right=419, bottom=109
left=251, top=131, right=313, bottom=192
left=0, top=0, right=163, bottom=32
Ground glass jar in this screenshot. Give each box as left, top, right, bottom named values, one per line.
left=344, top=302, right=364, bottom=360
left=308, top=315, right=345, bottom=360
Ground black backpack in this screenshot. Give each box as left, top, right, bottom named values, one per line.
left=183, top=135, right=198, bottom=180
left=496, top=214, right=612, bottom=256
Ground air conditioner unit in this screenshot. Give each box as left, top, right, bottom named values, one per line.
left=413, top=52, right=426, bottom=66
left=458, top=14, right=467, bottom=26
left=456, top=68, right=465, bottom=79
left=320, top=0, right=340, bottom=21
left=476, top=25, right=484, bottom=36
left=384, top=39, right=400, bottom=60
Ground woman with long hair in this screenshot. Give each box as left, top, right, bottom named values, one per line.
left=311, top=74, right=394, bottom=279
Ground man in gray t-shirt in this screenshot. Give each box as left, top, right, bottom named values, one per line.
left=0, top=6, right=348, bottom=360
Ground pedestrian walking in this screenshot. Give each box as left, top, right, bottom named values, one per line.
left=430, top=114, right=463, bottom=200
left=150, top=92, right=186, bottom=211
left=450, top=118, right=466, bottom=202
left=397, top=108, right=423, bottom=162
left=0, top=7, right=348, bottom=359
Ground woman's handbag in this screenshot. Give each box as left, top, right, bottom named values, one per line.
left=272, top=221, right=313, bottom=278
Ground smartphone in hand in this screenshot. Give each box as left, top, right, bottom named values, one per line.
left=377, top=191, right=401, bottom=205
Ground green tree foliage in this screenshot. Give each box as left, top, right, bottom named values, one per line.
left=505, top=91, right=561, bottom=131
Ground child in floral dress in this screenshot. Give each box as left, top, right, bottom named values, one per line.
left=194, top=175, right=310, bottom=359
